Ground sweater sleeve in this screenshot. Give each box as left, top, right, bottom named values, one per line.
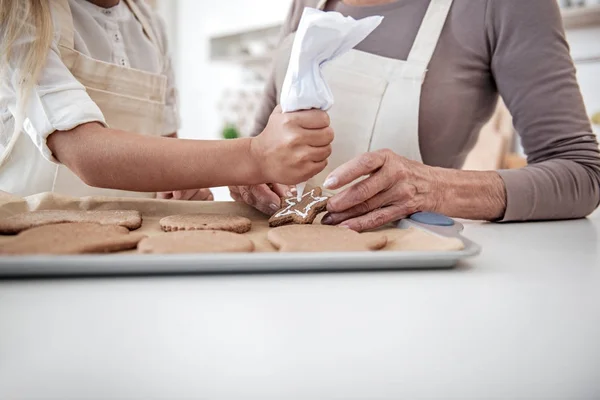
left=487, top=0, right=600, bottom=221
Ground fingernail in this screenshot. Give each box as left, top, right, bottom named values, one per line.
left=340, top=224, right=351, bottom=229
left=323, top=176, right=338, bottom=189
left=322, top=215, right=332, bottom=225
left=270, top=203, right=280, bottom=211
left=290, top=187, right=297, bottom=193
left=285, top=191, right=293, bottom=197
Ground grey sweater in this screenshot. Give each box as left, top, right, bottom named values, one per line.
left=253, top=0, right=600, bottom=221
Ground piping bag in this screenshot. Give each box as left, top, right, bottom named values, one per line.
left=279, top=7, right=383, bottom=200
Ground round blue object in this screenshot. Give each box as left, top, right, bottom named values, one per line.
left=409, top=212, right=455, bottom=226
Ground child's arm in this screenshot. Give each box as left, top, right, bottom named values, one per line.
left=156, top=133, right=214, bottom=201
left=47, top=107, right=333, bottom=193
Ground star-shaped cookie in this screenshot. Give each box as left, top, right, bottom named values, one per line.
left=268, top=187, right=329, bottom=227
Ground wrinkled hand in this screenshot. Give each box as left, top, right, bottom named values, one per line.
left=322, top=149, right=439, bottom=232
left=250, top=105, right=333, bottom=185
left=157, top=188, right=214, bottom=201
left=229, top=184, right=294, bottom=215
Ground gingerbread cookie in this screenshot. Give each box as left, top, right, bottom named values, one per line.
left=268, top=187, right=328, bottom=227
left=0, top=210, right=142, bottom=234
left=138, top=231, right=255, bottom=254
left=159, top=213, right=252, bottom=233
left=267, top=225, right=387, bottom=252
left=0, top=223, right=146, bottom=255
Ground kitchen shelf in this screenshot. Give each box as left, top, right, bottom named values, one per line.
left=573, top=54, right=600, bottom=64
left=561, top=5, right=600, bottom=29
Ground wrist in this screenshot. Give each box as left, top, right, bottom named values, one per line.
left=247, top=137, right=268, bottom=184
left=431, top=168, right=507, bottom=220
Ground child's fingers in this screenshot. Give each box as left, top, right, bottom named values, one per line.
left=270, top=183, right=294, bottom=198
left=157, top=191, right=173, bottom=200
left=240, top=185, right=281, bottom=215
left=229, top=186, right=243, bottom=202
left=307, top=144, right=332, bottom=162
left=190, top=188, right=214, bottom=201
left=172, top=190, right=188, bottom=200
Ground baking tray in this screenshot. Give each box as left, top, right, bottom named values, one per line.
left=0, top=216, right=481, bottom=277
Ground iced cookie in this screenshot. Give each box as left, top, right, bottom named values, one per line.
left=268, top=187, right=328, bottom=227
left=268, top=225, right=387, bottom=252
left=0, top=223, right=146, bottom=255
left=159, top=214, right=252, bottom=233
left=0, top=210, right=142, bottom=235
left=138, top=231, right=255, bottom=254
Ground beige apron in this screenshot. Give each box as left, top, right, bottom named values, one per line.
left=0, top=0, right=167, bottom=198
left=274, top=0, right=453, bottom=194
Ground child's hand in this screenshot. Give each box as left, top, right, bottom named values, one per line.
left=229, top=183, right=294, bottom=215
left=251, top=106, right=333, bottom=185
left=157, top=188, right=214, bottom=201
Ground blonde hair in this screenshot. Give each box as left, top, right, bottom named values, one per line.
left=0, top=0, right=53, bottom=154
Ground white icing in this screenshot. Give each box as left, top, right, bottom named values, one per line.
left=274, top=189, right=327, bottom=219
left=296, top=182, right=306, bottom=202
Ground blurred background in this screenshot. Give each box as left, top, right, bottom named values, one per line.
left=148, top=0, right=600, bottom=196
left=151, top=0, right=290, bottom=142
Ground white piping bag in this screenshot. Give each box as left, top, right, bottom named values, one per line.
left=279, top=7, right=383, bottom=200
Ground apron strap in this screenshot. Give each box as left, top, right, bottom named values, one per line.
left=53, top=0, right=162, bottom=51
left=54, top=0, right=76, bottom=50
left=316, top=0, right=328, bottom=11
left=124, top=0, right=162, bottom=51
left=406, top=0, right=454, bottom=66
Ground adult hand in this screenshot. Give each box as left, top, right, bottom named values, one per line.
left=322, top=149, right=508, bottom=231
left=250, top=106, right=333, bottom=185
left=229, top=184, right=295, bottom=215
left=157, top=188, right=214, bottom=201
left=321, top=149, right=439, bottom=232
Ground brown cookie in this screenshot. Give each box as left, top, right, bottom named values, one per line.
left=269, top=187, right=328, bottom=227
left=159, top=214, right=252, bottom=233
left=0, top=223, right=146, bottom=255
left=138, top=231, right=255, bottom=254
left=268, top=225, right=387, bottom=252
left=0, top=210, right=142, bottom=234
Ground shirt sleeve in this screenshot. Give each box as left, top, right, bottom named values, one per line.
left=487, top=0, right=600, bottom=221
left=14, top=17, right=106, bottom=163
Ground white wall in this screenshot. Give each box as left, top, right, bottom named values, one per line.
left=174, top=0, right=292, bottom=140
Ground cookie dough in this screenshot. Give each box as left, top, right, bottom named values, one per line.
left=138, top=230, right=255, bottom=254
left=0, top=210, right=142, bottom=234
left=0, top=223, right=146, bottom=255
left=160, top=214, right=252, bottom=233
left=268, top=224, right=387, bottom=252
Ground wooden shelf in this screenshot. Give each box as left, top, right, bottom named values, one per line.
left=561, top=5, right=600, bottom=29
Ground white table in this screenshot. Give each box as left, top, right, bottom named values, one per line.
left=1, top=211, right=599, bottom=400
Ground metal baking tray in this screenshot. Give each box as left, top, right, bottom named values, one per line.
left=0, top=215, right=481, bottom=277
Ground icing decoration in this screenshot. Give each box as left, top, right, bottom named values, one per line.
left=269, top=187, right=329, bottom=227
left=274, top=190, right=327, bottom=218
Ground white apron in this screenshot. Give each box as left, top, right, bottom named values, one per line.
left=0, top=0, right=168, bottom=198
left=274, top=0, right=453, bottom=194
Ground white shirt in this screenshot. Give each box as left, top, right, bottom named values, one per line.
left=0, top=0, right=179, bottom=162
